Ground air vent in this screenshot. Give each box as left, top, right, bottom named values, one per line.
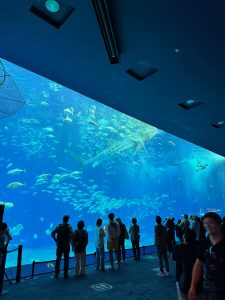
left=126, top=62, right=158, bottom=81
left=212, top=121, right=225, bottom=129
left=30, top=0, right=75, bottom=29
left=178, top=99, right=202, bottom=110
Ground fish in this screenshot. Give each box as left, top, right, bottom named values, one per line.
left=63, top=107, right=74, bottom=116
left=7, top=182, right=26, bottom=189
left=45, top=229, right=51, bottom=236
left=43, top=127, right=54, bottom=133
left=7, top=168, right=26, bottom=175
left=10, top=224, right=24, bottom=236
left=6, top=162, right=13, bottom=169
left=40, top=101, right=48, bottom=106
left=63, top=116, right=73, bottom=123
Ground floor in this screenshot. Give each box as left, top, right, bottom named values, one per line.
left=2, top=254, right=178, bottom=300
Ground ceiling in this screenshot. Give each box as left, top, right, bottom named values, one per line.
left=0, top=0, right=225, bottom=157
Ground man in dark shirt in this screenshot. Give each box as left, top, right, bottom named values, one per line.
left=51, top=215, right=73, bottom=278
left=189, top=212, right=225, bottom=300
left=154, top=216, right=169, bottom=276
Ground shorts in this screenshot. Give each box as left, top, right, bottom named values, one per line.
left=107, top=239, right=118, bottom=251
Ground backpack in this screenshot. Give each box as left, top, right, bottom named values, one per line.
left=57, top=224, right=71, bottom=245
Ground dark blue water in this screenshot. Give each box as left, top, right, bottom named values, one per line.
left=1, top=58, right=225, bottom=267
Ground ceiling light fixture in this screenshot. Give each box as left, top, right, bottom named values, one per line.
left=179, top=99, right=202, bottom=110
left=45, top=0, right=60, bottom=13
left=212, top=120, right=225, bottom=129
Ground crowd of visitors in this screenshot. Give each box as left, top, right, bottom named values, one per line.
left=50, top=212, right=225, bottom=300
left=1, top=210, right=224, bottom=300
left=51, top=213, right=139, bottom=277
left=155, top=212, right=225, bottom=300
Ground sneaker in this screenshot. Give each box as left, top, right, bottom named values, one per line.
left=164, top=271, right=169, bottom=276
left=156, top=271, right=165, bottom=276
left=54, top=274, right=59, bottom=279
left=64, top=274, right=69, bottom=279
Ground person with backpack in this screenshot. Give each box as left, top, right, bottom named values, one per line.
left=105, top=213, right=120, bottom=271
left=129, top=217, right=140, bottom=260
left=72, top=220, right=88, bottom=276
left=51, top=215, right=73, bottom=279
left=116, top=217, right=129, bottom=263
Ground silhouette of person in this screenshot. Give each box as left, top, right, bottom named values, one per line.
left=51, top=215, right=73, bottom=278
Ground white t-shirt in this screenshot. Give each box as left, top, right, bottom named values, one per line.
left=95, top=226, right=105, bottom=248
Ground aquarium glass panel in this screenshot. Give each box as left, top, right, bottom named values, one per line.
left=0, top=58, right=225, bottom=267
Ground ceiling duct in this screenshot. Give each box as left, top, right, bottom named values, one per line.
left=92, top=0, right=120, bottom=64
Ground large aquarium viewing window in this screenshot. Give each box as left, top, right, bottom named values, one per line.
left=0, top=58, right=225, bottom=267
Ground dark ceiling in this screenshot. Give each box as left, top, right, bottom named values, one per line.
left=0, top=0, right=225, bottom=157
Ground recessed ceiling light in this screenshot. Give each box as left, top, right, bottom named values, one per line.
left=45, top=0, right=60, bottom=13
left=186, top=99, right=195, bottom=105
left=30, top=1, right=74, bottom=29
left=178, top=99, right=202, bottom=110
left=212, top=120, right=225, bottom=128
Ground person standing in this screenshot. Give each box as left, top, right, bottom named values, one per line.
left=129, top=217, right=140, bottom=260
left=154, top=215, right=169, bottom=276
left=51, top=215, right=73, bottom=279
left=72, top=220, right=88, bottom=276
left=180, top=214, right=190, bottom=235
left=189, top=212, right=225, bottom=300
left=116, top=217, right=129, bottom=263
left=175, top=219, right=184, bottom=243
left=173, top=229, right=199, bottom=300
left=106, top=213, right=120, bottom=271
left=0, top=222, right=12, bottom=265
left=95, top=218, right=105, bottom=271
left=190, top=215, right=201, bottom=242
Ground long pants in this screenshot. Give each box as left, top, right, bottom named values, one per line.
left=96, top=247, right=105, bottom=270
left=55, top=244, right=70, bottom=276
left=75, top=251, right=86, bottom=275
left=131, top=240, right=140, bottom=259
left=118, top=238, right=126, bottom=261
left=157, top=247, right=169, bottom=272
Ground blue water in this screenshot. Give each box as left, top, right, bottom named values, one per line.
left=1, top=58, right=225, bottom=267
